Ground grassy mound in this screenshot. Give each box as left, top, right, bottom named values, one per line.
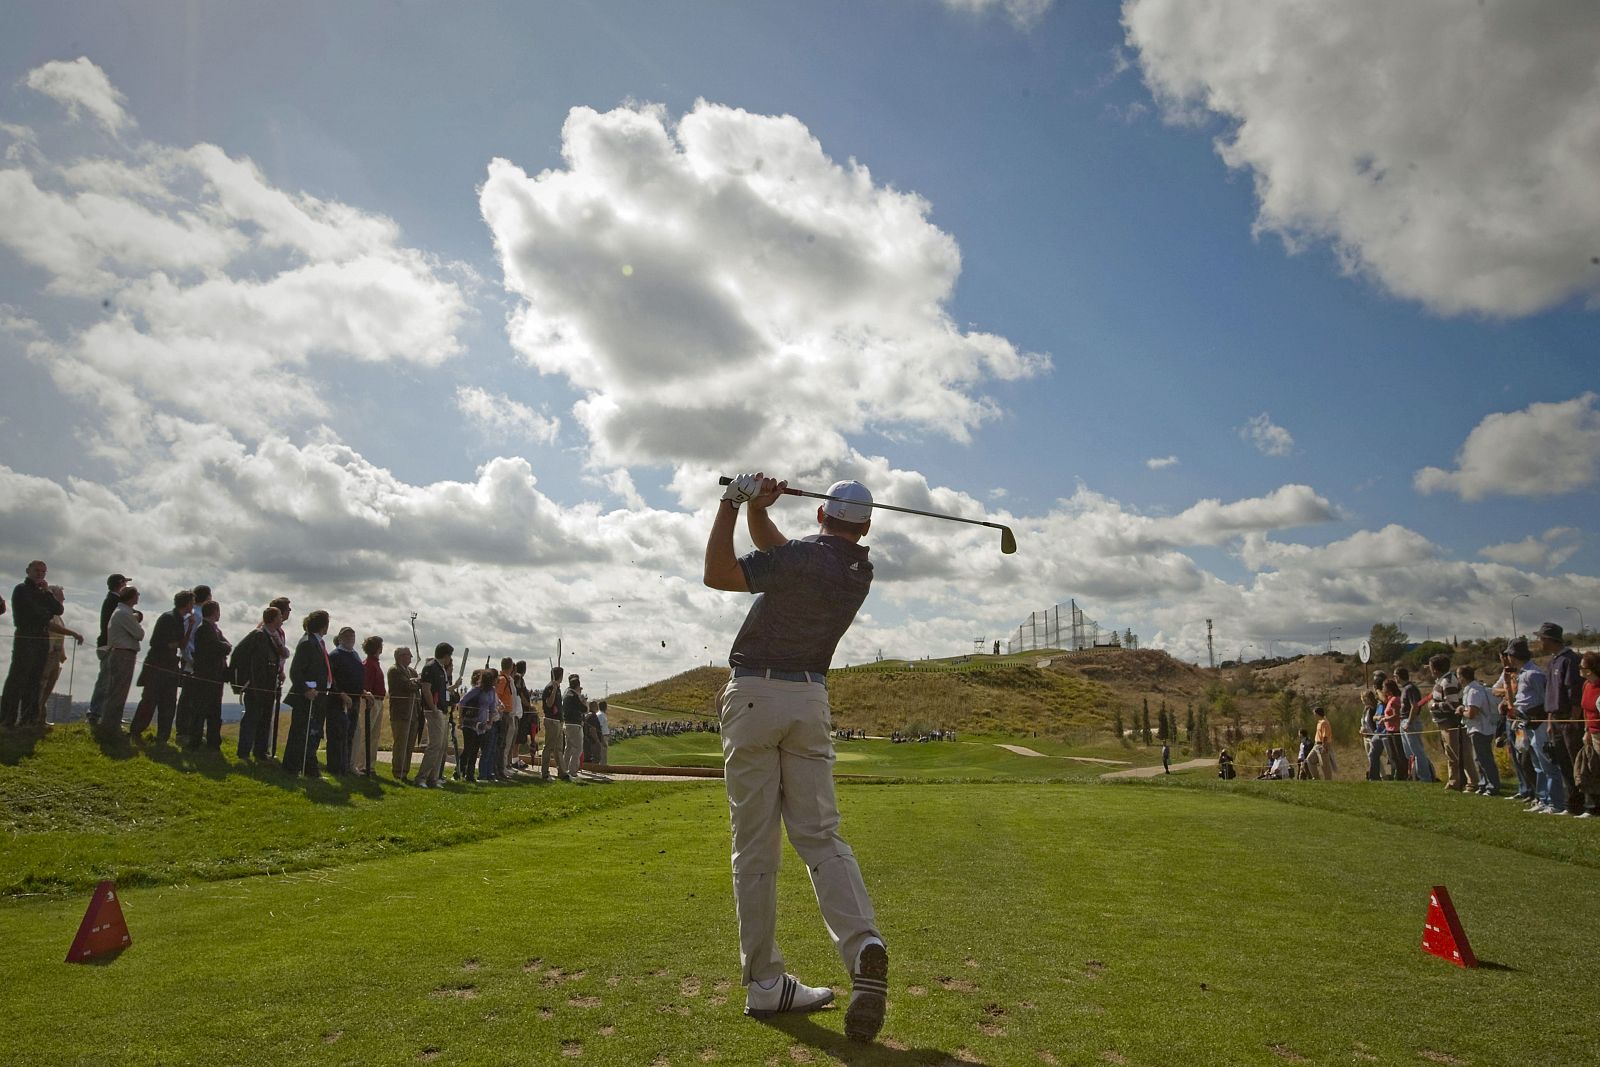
left=0, top=726, right=674, bottom=897
left=2, top=780, right=1594, bottom=1064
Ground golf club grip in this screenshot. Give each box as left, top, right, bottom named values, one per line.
left=718, top=475, right=801, bottom=496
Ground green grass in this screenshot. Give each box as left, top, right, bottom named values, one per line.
left=608, top=732, right=1158, bottom=781
left=0, top=727, right=675, bottom=897
left=2, top=777, right=1595, bottom=1065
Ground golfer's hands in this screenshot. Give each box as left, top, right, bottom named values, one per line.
left=721, top=472, right=763, bottom=508
left=749, top=475, right=786, bottom=510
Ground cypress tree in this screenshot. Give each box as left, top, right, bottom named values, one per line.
left=1113, top=708, right=1125, bottom=743
left=1185, top=703, right=1195, bottom=742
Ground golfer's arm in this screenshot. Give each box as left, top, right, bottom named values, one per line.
left=746, top=503, right=786, bottom=551
left=704, top=501, right=749, bottom=591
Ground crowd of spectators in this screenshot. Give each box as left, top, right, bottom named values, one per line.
left=0, top=562, right=615, bottom=787
left=1219, top=628, right=1599, bottom=818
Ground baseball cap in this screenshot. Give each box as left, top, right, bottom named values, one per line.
left=107, top=573, right=129, bottom=589
left=1536, top=621, right=1564, bottom=643
left=822, top=480, right=873, bottom=523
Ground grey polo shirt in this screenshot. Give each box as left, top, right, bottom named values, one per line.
left=729, top=534, right=872, bottom=676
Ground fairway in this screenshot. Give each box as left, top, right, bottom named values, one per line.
left=3, top=743, right=1597, bottom=1065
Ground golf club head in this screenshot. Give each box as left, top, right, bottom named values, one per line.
left=999, top=526, right=1017, bottom=555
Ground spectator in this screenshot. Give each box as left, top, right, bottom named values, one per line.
left=1576, top=651, right=1600, bottom=817
left=561, top=673, right=587, bottom=781
left=37, top=585, right=86, bottom=726
left=1360, top=689, right=1385, bottom=781
left=1537, top=622, right=1583, bottom=815
left=1217, top=748, right=1236, bottom=780
left=231, top=607, right=283, bottom=762
left=510, top=660, right=533, bottom=771
left=583, top=700, right=601, bottom=766
left=1495, top=650, right=1537, bottom=801
left=416, top=643, right=454, bottom=788
left=1394, top=667, right=1435, bottom=782
left=494, top=657, right=518, bottom=779
left=1458, top=664, right=1500, bottom=796
left=595, top=697, right=610, bottom=769
left=177, top=600, right=231, bottom=750
left=387, top=646, right=423, bottom=783
left=1507, top=638, right=1564, bottom=815
left=93, top=586, right=144, bottom=739
left=457, top=667, right=498, bottom=784
left=540, top=666, right=565, bottom=781
left=1, top=560, right=64, bottom=732
left=1305, top=706, right=1335, bottom=780
left=358, top=635, right=386, bottom=777
left=1380, top=678, right=1409, bottom=779
left=328, top=627, right=364, bottom=775
left=182, top=584, right=213, bottom=674
left=129, top=589, right=194, bottom=744
left=87, top=573, right=129, bottom=726
left=1426, top=654, right=1468, bottom=792
left=283, top=610, right=334, bottom=777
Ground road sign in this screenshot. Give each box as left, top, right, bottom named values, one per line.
left=1358, top=639, right=1371, bottom=664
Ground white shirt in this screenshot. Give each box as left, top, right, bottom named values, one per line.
left=596, top=709, right=609, bottom=738
left=1461, top=680, right=1497, bottom=735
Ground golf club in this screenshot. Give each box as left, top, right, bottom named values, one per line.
left=719, top=476, right=1017, bottom=554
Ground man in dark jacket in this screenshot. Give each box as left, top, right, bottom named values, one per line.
left=232, top=606, right=283, bottom=761
left=560, top=674, right=587, bottom=780
left=86, top=573, right=129, bottom=726
left=1538, top=621, right=1584, bottom=815
left=539, top=666, right=565, bottom=780
left=1, top=561, right=63, bottom=731
left=283, top=611, right=334, bottom=776
left=128, top=589, right=194, bottom=743
left=177, top=601, right=232, bottom=750
left=417, top=644, right=454, bottom=786
left=328, top=626, right=365, bottom=775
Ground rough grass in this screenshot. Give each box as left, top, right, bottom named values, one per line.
left=1, top=779, right=1594, bottom=1065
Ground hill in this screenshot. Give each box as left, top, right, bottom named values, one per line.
left=610, top=647, right=1243, bottom=737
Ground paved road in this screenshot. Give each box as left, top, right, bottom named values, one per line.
left=993, top=743, right=1130, bottom=765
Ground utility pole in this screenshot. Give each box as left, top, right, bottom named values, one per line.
left=1206, top=618, right=1215, bottom=670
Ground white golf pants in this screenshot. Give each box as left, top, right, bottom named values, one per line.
left=719, top=675, right=880, bottom=986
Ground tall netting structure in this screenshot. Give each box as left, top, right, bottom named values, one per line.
left=1005, top=599, right=1138, bottom=654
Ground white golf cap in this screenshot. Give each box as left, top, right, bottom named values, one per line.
left=822, top=480, right=873, bottom=523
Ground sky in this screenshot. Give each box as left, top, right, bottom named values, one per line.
left=2, top=0, right=1598, bottom=693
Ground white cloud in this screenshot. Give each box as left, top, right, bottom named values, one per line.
left=938, top=0, right=1055, bottom=29
left=1480, top=527, right=1582, bottom=570
left=1145, top=454, right=1178, bottom=470
left=2, top=60, right=469, bottom=442
left=454, top=385, right=560, bottom=445
left=24, top=57, right=130, bottom=133
left=480, top=101, right=1048, bottom=481
left=1239, top=412, right=1293, bottom=457
left=1414, top=394, right=1600, bottom=501
left=1123, top=0, right=1600, bottom=317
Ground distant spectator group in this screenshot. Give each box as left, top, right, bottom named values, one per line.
left=1216, top=626, right=1600, bottom=819
left=0, top=562, right=618, bottom=788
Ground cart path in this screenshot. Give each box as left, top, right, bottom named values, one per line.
left=1100, top=758, right=1213, bottom=779
left=992, top=743, right=1130, bottom=765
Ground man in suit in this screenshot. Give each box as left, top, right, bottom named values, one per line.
left=1, top=561, right=64, bottom=731
left=283, top=611, right=334, bottom=776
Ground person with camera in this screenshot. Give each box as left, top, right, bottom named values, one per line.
left=1, top=560, right=64, bottom=731
left=1458, top=664, right=1500, bottom=795
left=1425, top=654, right=1469, bottom=791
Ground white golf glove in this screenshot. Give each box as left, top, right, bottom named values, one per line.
left=721, top=473, right=762, bottom=508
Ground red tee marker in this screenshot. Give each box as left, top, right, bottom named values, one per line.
left=1420, top=885, right=1476, bottom=968
left=65, top=880, right=131, bottom=963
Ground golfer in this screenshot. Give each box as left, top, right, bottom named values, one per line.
left=704, top=472, right=888, bottom=1042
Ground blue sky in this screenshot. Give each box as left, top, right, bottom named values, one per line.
left=2, top=1, right=1597, bottom=690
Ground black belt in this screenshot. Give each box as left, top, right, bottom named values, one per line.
left=731, top=667, right=827, bottom=686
